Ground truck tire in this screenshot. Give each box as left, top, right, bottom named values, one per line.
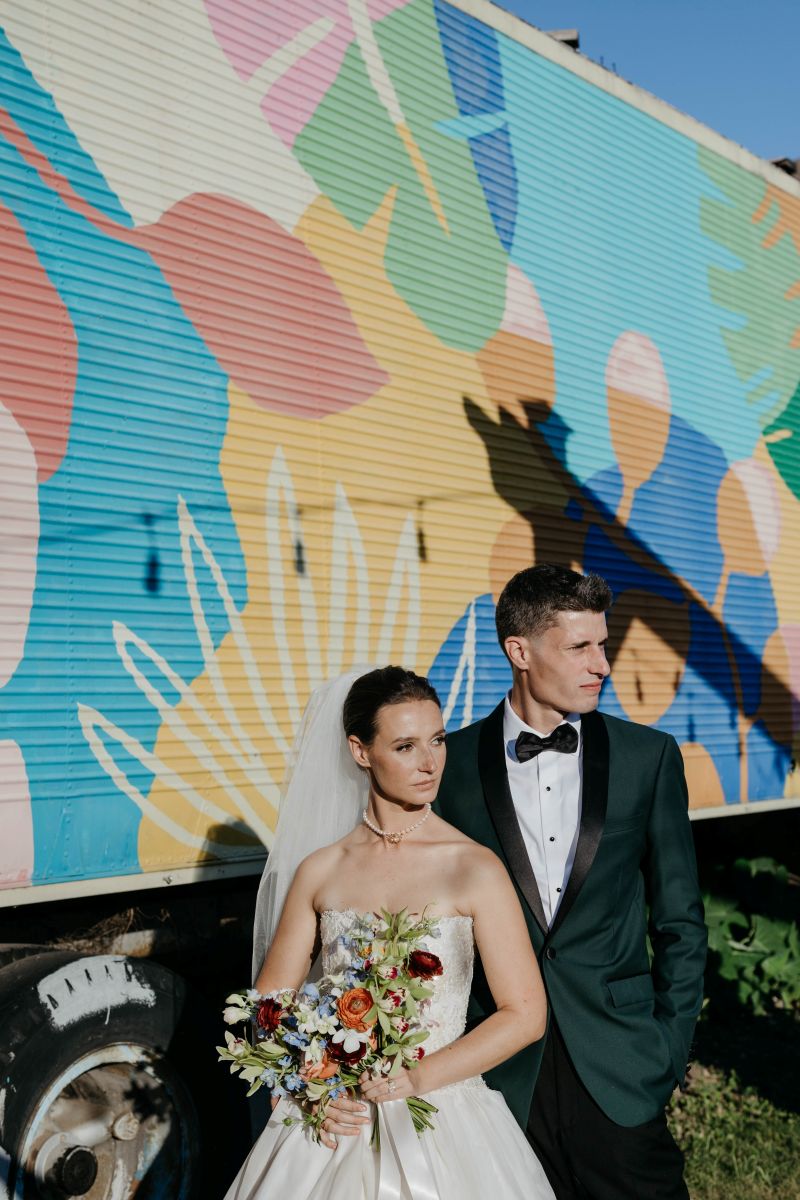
left=0, top=952, right=244, bottom=1199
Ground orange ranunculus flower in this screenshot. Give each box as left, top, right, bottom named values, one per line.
left=301, top=1053, right=339, bottom=1082
left=337, top=988, right=376, bottom=1032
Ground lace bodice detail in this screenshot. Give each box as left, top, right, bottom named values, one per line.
left=320, top=910, right=480, bottom=1068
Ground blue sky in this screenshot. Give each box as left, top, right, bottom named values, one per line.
left=498, top=0, right=799, bottom=161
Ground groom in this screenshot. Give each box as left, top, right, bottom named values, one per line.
left=436, top=565, right=706, bottom=1199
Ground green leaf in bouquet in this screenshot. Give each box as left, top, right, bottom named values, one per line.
left=256, top=1041, right=285, bottom=1059
left=377, top=1008, right=392, bottom=1035
left=402, top=1032, right=429, bottom=1047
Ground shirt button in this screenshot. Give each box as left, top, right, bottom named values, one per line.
left=556, top=887, right=561, bottom=893
left=549, top=837, right=555, bottom=842
left=545, top=786, right=551, bottom=792
left=545, top=946, right=557, bottom=960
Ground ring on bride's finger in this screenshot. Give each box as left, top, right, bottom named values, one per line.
left=387, top=1080, right=397, bottom=1095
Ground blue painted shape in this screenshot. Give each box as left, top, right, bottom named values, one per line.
left=578, top=408, right=786, bottom=805
left=496, top=32, right=763, bottom=482
left=601, top=601, right=742, bottom=803
left=469, top=126, right=518, bottom=254
left=583, top=416, right=727, bottom=606
left=427, top=594, right=510, bottom=731
left=0, top=28, right=133, bottom=226
left=747, top=721, right=792, bottom=802
left=0, top=118, right=245, bottom=884
left=436, top=113, right=508, bottom=139
left=435, top=0, right=518, bottom=251
left=434, top=0, right=504, bottom=115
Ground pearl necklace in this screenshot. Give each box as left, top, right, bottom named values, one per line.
left=362, top=804, right=432, bottom=845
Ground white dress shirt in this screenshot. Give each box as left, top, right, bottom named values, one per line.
left=503, top=696, right=583, bottom=926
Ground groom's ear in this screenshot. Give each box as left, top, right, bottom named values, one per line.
left=503, top=636, right=530, bottom=672
left=347, top=734, right=371, bottom=770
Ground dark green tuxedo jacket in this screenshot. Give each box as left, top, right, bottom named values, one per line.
left=436, top=703, right=707, bottom=1128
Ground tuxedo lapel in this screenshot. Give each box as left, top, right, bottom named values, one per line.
left=549, top=708, right=609, bottom=937
left=478, top=702, right=548, bottom=934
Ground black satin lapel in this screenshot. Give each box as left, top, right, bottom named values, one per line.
left=478, top=702, right=548, bottom=934
left=549, top=709, right=609, bottom=936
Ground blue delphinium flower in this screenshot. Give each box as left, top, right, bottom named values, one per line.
left=284, top=1073, right=304, bottom=1092
left=344, top=969, right=364, bottom=989
left=318, top=996, right=337, bottom=1020
left=259, top=1068, right=277, bottom=1087
left=272, top=1083, right=288, bottom=1099
left=283, top=1030, right=310, bottom=1050
left=278, top=1055, right=294, bottom=1069
left=300, top=982, right=320, bottom=1001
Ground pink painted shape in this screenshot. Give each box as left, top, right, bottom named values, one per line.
left=204, top=0, right=407, bottom=147
left=135, top=193, right=388, bottom=418
left=0, top=196, right=77, bottom=480
left=0, top=400, right=39, bottom=688
left=501, top=265, right=552, bottom=344
left=730, top=459, right=781, bottom=564
left=777, top=625, right=800, bottom=732
left=0, top=740, right=34, bottom=889
left=605, top=331, right=670, bottom=412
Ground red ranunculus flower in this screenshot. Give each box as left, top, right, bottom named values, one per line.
left=408, top=950, right=443, bottom=980
left=255, top=997, right=284, bottom=1033
left=327, top=1039, right=370, bottom=1067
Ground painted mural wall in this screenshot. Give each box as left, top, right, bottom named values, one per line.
left=0, top=0, right=799, bottom=893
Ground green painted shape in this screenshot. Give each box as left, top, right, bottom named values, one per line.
left=699, top=146, right=800, bottom=426
left=764, top=374, right=800, bottom=502
left=294, top=0, right=506, bottom=352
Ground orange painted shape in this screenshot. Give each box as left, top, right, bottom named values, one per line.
left=716, top=460, right=780, bottom=578
left=476, top=331, right=556, bottom=424
left=680, top=743, right=725, bottom=810
left=610, top=590, right=690, bottom=726
left=0, top=200, right=77, bottom=480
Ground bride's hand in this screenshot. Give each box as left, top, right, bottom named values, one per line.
left=318, top=1095, right=371, bottom=1151
left=358, top=1067, right=417, bottom=1104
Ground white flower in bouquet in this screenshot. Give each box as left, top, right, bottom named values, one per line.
left=331, top=1026, right=373, bottom=1056
left=224, top=1032, right=249, bottom=1058
left=223, top=1005, right=250, bottom=1024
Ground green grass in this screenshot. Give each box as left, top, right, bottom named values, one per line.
left=669, top=1064, right=800, bottom=1200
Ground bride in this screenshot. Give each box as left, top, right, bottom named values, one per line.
left=224, top=666, right=556, bottom=1199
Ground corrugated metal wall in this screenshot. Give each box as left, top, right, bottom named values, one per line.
left=0, top=0, right=799, bottom=896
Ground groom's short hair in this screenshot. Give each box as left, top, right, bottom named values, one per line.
left=496, top=564, right=612, bottom=646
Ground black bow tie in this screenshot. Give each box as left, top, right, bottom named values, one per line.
left=515, top=724, right=579, bottom=762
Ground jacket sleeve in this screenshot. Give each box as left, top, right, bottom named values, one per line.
left=643, top=735, right=707, bottom=1083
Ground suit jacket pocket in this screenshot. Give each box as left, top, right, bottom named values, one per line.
left=607, top=972, right=654, bottom=1008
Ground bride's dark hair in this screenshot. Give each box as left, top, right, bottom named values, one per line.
left=343, top=666, right=441, bottom=744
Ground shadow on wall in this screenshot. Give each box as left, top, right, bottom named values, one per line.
left=460, top=391, right=797, bottom=809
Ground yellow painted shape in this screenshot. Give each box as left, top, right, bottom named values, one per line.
left=139, top=195, right=512, bottom=870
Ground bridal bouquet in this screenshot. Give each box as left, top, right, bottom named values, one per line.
left=218, top=909, right=442, bottom=1141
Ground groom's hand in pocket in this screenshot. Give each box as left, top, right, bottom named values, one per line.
left=319, top=1095, right=371, bottom=1150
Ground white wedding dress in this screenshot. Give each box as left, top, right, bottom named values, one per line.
left=224, top=910, right=555, bottom=1199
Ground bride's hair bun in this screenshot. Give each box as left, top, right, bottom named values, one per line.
left=343, top=666, right=440, bottom=744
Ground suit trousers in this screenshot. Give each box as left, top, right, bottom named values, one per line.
left=527, top=1020, right=689, bottom=1200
